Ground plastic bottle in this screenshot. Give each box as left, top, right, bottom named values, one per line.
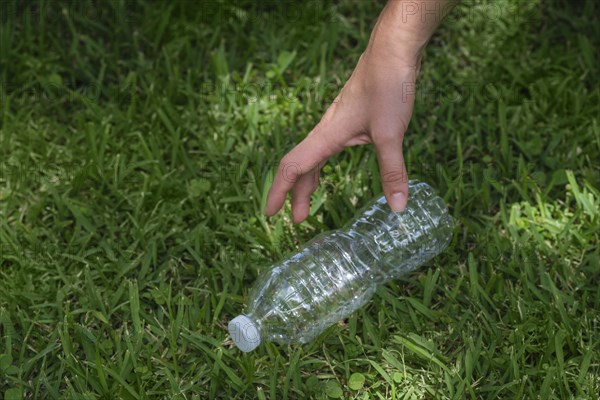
left=228, top=180, right=453, bottom=352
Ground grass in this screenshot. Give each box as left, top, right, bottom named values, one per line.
left=0, top=0, right=599, bottom=398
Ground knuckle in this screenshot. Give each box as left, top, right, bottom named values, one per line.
left=373, top=118, right=409, bottom=143
left=278, top=156, right=290, bottom=170
left=279, top=158, right=302, bottom=184
left=375, top=131, right=403, bottom=147
left=382, top=168, right=408, bottom=184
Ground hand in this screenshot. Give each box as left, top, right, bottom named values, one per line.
left=263, top=0, right=454, bottom=223
left=264, top=50, right=420, bottom=223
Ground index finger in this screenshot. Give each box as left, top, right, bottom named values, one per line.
left=264, top=131, right=341, bottom=216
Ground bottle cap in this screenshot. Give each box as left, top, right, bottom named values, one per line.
left=228, top=315, right=261, bottom=352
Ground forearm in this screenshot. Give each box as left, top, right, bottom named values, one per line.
left=366, top=0, right=458, bottom=65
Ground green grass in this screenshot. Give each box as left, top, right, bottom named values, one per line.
left=1, top=0, right=599, bottom=398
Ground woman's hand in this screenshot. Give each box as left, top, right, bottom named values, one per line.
left=264, top=0, right=454, bottom=223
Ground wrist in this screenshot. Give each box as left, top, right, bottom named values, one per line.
left=364, top=35, right=426, bottom=71
left=364, top=10, right=430, bottom=70
left=364, top=0, right=455, bottom=70
left=363, top=28, right=427, bottom=75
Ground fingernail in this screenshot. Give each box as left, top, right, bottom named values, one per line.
left=389, top=192, right=405, bottom=212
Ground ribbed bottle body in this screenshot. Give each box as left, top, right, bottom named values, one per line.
left=343, top=181, right=454, bottom=284
left=246, top=230, right=378, bottom=344
left=240, top=181, right=453, bottom=346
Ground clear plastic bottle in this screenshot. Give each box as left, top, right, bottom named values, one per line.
left=228, top=180, right=454, bottom=352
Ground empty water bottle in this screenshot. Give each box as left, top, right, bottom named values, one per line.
left=228, top=180, right=453, bottom=352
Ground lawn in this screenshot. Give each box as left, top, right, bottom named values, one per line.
left=0, top=0, right=599, bottom=398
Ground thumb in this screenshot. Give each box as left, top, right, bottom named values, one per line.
left=374, top=133, right=409, bottom=212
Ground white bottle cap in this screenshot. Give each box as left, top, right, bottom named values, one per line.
left=228, top=315, right=261, bottom=352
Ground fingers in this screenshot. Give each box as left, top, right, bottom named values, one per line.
left=374, top=132, right=409, bottom=212
left=264, top=124, right=342, bottom=217
left=291, top=172, right=320, bottom=223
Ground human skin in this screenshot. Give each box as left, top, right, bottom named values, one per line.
left=264, top=0, right=458, bottom=223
